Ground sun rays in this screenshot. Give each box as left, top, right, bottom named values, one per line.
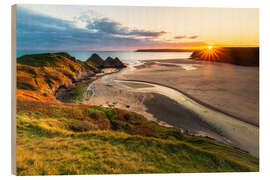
left=197, top=46, right=227, bottom=62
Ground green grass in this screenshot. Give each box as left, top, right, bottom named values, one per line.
left=71, top=84, right=86, bottom=103
left=16, top=101, right=259, bottom=175
left=69, top=81, right=92, bottom=103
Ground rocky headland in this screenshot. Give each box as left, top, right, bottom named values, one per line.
left=16, top=52, right=125, bottom=103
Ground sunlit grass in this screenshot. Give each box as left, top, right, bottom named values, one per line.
left=16, top=101, right=259, bottom=175
left=16, top=53, right=98, bottom=102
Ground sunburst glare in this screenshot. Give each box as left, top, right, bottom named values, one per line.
left=197, top=46, right=226, bottom=62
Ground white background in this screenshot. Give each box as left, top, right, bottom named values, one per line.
left=0, top=0, right=269, bottom=179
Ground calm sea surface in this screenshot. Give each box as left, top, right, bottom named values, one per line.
left=16, top=50, right=192, bottom=63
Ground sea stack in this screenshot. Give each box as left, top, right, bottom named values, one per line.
left=87, top=53, right=104, bottom=68
left=103, top=56, right=126, bottom=68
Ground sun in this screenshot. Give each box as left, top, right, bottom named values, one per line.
left=196, top=45, right=225, bottom=62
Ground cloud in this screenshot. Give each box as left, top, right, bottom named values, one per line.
left=129, top=29, right=166, bottom=37
left=174, top=35, right=186, bottom=39
left=188, top=35, right=199, bottom=39
left=73, top=12, right=166, bottom=38
left=83, top=17, right=166, bottom=38
left=174, top=35, right=199, bottom=40
left=16, top=6, right=201, bottom=51
left=17, top=7, right=168, bottom=50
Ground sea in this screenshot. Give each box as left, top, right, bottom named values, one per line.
left=16, top=50, right=192, bottom=63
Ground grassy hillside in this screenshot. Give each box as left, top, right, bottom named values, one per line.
left=16, top=101, right=259, bottom=175
left=16, top=53, right=98, bottom=102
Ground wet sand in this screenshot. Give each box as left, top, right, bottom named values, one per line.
left=84, top=79, right=229, bottom=144
left=84, top=58, right=259, bottom=157
left=120, top=59, right=259, bottom=126
left=115, top=79, right=258, bottom=157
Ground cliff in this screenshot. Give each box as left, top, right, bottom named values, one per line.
left=16, top=52, right=126, bottom=102
left=16, top=52, right=98, bottom=102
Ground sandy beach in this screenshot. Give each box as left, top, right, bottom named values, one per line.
left=120, top=59, right=259, bottom=126
left=84, top=58, right=259, bottom=157
left=84, top=76, right=230, bottom=144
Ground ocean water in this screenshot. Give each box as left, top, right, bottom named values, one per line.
left=16, top=50, right=192, bottom=63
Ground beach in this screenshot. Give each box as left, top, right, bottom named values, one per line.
left=120, top=59, right=259, bottom=126
left=85, top=58, right=259, bottom=157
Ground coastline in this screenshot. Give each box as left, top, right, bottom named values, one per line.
left=83, top=58, right=259, bottom=157
left=120, top=58, right=259, bottom=126
left=13, top=4, right=260, bottom=174
left=15, top=52, right=260, bottom=174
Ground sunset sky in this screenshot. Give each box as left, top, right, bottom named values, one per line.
left=16, top=5, right=259, bottom=51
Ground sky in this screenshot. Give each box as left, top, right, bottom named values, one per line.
left=16, top=4, right=259, bottom=51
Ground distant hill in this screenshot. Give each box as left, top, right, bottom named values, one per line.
left=191, top=47, right=259, bottom=66
left=136, top=49, right=194, bottom=52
